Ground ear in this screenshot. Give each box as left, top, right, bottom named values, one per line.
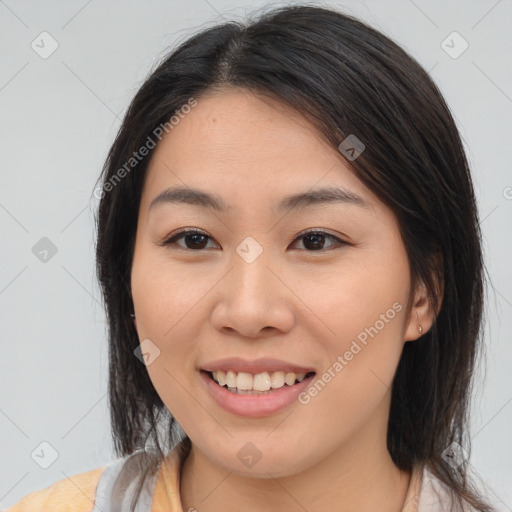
left=404, top=281, right=430, bottom=341
left=404, top=278, right=443, bottom=342
left=404, top=252, right=444, bottom=341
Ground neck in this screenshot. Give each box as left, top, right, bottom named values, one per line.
left=179, top=410, right=411, bottom=512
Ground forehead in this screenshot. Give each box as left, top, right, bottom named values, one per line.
left=140, top=88, right=378, bottom=213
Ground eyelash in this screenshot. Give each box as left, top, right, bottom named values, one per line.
left=160, top=227, right=348, bottom=252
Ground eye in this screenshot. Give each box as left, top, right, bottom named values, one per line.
left=161, top=228, right=217, bottom=251
left=290, top=229, right=347, bottom=252
left=160, top=228, right=348, bottom=252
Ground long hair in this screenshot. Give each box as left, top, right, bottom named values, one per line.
left=93, top=4, right=493, bottom=511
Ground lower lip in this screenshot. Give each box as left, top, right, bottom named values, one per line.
left=199, top=370, right=315, bottom=418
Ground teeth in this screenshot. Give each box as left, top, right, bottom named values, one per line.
left=270, top=371, right=285, bottom=388
left=210, top=370, right=309, bottom=391
left=225, top=370, right=237, bottom=388
left=253, top=372, right=271, bottom=391
left=236, top=372, right=253, bottom=390
left=285, top=372, right=296, bottom=386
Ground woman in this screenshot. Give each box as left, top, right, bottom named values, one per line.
left=6, top=4, right=495, bottom=511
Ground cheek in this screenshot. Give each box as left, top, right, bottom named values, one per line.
left=139, top=311, right=202, bottom=427
left=302, top=255, right=409, bottom=348
left=297, top=254, right=408, bottom=421
left=296, top=307, right=406, bottom=452
left=131, top=251, right=211, bottom=393
left=131, top=249, right=206, bottom=339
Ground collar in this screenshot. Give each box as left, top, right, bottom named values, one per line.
left=151, top=440, right=425, bottom=512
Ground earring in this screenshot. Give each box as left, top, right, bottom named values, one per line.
left=130, top=313, right=136, bottom=319
left=416, top=311, right=423, bottom=336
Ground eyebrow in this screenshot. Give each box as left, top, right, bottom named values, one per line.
left=148, top=185, right=369, bottom=213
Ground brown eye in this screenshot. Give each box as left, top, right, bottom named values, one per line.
left=290, top=230, right=347, bottom=251
left=161, top=228, right=348, bottom=252
left=162, top=229, right=217, bottom=250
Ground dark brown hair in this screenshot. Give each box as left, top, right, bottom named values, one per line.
left=93, top=4, right=493, bottom=511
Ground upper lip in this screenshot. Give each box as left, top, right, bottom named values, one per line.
left=201, top=357, right=316, bottom=375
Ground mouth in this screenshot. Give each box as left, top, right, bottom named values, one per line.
left=202, top=369, right=316, bottom=395
left=199, top=368, right=316, bottom=417
left=198, top=356, right=318, bottom=417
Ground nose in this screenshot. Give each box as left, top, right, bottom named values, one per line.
left=210, top=246, right=296, bottom=339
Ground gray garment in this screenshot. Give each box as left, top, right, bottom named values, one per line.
left=416, top=467, right=479, bottom=512
left=91, top=451, right=159, bottom=512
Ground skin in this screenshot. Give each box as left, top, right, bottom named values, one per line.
left=130, top=87, right=437, bottom=512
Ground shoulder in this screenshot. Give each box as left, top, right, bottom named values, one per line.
left=4, top=446, right=185, bottom=512
left=417, top=466, right=480, bottom=512
left=3, top=465, right=107, bottom=512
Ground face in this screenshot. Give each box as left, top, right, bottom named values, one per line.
left=130, top=88, right=425, bottom=478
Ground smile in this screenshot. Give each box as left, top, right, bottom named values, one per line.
left=209, top=370, right=314, bottom=393
left=200, top=369, right=317, bottom=417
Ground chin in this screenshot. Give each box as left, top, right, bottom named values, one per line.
left=203, top=441, right=313, bottom=479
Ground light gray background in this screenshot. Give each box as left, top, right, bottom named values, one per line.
left=1, top=0, right=511, bottom=509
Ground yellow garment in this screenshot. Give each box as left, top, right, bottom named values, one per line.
left=5, top=444, right=183, bottom=512
left=4, top=466, right=105, bottom=512
left=6, top=442, right=426, bottom=512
